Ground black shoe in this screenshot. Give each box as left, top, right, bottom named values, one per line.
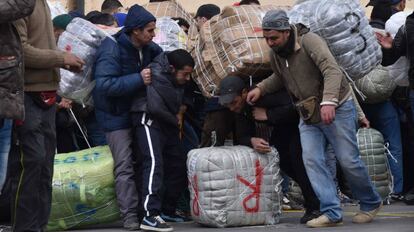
left=123, top=218, right=140, bottom=231
left=391, top=193, right=405, bottom=201
left=300, top=210, right=322, bottom=224
left=0, top=226, right=12, bottom=232
left=140, top=215, right=173, bottom=232
left=161, top=212, right=191, bottom=222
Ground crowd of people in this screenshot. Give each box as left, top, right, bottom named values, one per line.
left=0, top=0, right=413, bottom=231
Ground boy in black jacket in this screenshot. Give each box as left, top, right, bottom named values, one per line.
left=218, top=76, right=321, bottom=224
left=131, top=49, right=194, bottom=232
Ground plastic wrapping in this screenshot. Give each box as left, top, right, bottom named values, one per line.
left=58, top=18, right=113, bottom=106
left=355, top=65, right=396, bottom=104
left=289, top=0, right=382, bottom=80
left=47, top=0, right=67, bottom=19
left=47, top=146, right=120, bottom=231
left=193, top=5, right=288, bottom=97
left=385, top=12, right=410, bottom=87
left=143, top=0, right=198, bottom=50
left=357, top=128, right=393, bottom=200
left=153, top=17, right=188, bottom=52
left=187, top=146, right=282, bottom=227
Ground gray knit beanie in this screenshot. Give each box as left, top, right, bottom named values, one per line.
left=262, top=10, right=291, bottom=31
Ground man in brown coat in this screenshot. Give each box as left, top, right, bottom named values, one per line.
left=10, top=0, right=84, bottom=231
left=247, top=10, right=382, bottom=228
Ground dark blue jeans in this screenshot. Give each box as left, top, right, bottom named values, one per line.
left=0, top=119, right=12, bottom=193
left=363, top=100, right=404, bottom=194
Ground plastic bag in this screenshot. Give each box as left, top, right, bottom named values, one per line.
left=153, top=17, right=188, bottom=52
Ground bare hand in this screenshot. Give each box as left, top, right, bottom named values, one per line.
left=375, top=32, right=393, bottom=49
left=141, top=68, right=152, bottom=86
left=58, top=98, right=72, bottom=109
left=252, top=107, right=268, bottom=121
left=321, top=105, right=336, bottom=125
left=251, top=137, right=271, bottom=154
left=247, top=88, right=261, bottom=105
left=63, top=52, right=85, bottom=73
left=359, top=117, right=370, bottom=128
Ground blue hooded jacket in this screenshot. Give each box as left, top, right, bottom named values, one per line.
left=92, top=5, right=163, bottom=132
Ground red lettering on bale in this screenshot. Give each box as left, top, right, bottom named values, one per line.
left=192, top=175, right=200, bottom=216
left=236, top=159, right=263, bottom=213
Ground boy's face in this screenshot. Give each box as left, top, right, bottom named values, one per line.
left=174, top=65, right=193, bottom=85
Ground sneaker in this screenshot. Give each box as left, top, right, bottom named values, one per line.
left=352, top=202, right=383, bottom=224
left=161, top=212, right=191, bottom=222
left=0, top=226, right=12, bottom=232
left=390, top=193, right=405, bottom=201
left=300, top=210, right=322, bottom=224
left=140, top=215, right=173, bottom=232
left=123, top=218, right=140, bottom=231
left=306, top=215, right=343, bottom=228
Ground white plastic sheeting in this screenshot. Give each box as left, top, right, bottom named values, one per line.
left=187, top=146, right=282, bottom=228
left=289, top=0, right=382, bottom=80
left=57, top=18, right=113, bottom=106
left=153, top=17, right=187, bottom=52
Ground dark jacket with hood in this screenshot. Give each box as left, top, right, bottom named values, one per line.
left=234, top=89, right=298, bottom=147
left=0, top=0, right=36, bottom=120
left=382, top=12, right=414, bottom=90
left=92, top=5, right=162, bottom=132
left=131, top=53, right=184, bottom=129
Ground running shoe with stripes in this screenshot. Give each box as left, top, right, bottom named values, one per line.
left=140, top=215, right=173, bottom=232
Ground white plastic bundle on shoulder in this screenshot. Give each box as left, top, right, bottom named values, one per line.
left=187, top=146, right=282, bottom=228
left=153, top=17, right=187, bottom=52
left=289, top=0, right=382, bottom=80
left=58, top=18, right=113, bottom=106
left=385, top=11, right=410, bottom=87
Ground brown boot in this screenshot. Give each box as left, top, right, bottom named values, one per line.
left=306, top=215, right=343, bottom=228
left=352, top=202, right=383, bottom=224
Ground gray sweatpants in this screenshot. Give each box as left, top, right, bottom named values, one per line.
left=106, top=129, right=139, bottom=221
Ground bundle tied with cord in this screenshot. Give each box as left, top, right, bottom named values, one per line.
left=289, top=0, right=382, bottom=80
left=188, top=146, right=282, bottom=227
left=192, top=5, right=289, bottom=97
left=143, top=0, right=197, bottom=50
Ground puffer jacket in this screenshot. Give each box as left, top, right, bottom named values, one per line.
left=93, top=31, right=162, bottom=132
left=0, top=0, right=36, bottom=120
left=132, top=53, right=184, bottom=128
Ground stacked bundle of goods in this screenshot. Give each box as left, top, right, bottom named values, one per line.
left=193, top=5, right=288, bottom=97
left=153, top=17, right=188, bottom=52
left=289, top=0, right=382, bottom=80
left=47, top=146, right=120, bottom=231
left=357, top=128, right=393, bottom=200
left=143, top=0, right=197, bottom=50
left=187, top=146, right=282, bottom=227
left=58, top=18, right=113, bottom=106
left=355, top=65, right=396, bottom=104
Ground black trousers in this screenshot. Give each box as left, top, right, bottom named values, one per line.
left=270, top=123, right=320, bottom=212
left=9, top=94, right=56, bottom=232
left=133, top=113, right=187, bottom=217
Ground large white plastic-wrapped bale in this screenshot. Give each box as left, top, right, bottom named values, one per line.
left=57, top=18, right=113, bottom=106
left=357, top=128, right=393, bottom=200
left=187, top=146, right=282, bottom=228
left=153, top=17, right=188, bottom=52
left=385, top=11, right=410, bottom=87
left=289, top=0, right=382, bottom=80
left=355, top=65, right=396, bottom=104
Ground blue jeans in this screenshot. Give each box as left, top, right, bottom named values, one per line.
left=362, top=100, right=403, bottom=194
left=299, top=100, right=381, bottom=221
left=0, top=119, right=12, bottom=194
left=410, top=90, right=414, bottom=122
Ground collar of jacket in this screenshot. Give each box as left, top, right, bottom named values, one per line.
left=291, top=24, right=311, bottom=53
left=117, top=31, right=143, bottom=53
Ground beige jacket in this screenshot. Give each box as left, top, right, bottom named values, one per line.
left=14, top=0, right=65, bottom=92
left=257, top=26, right=351, bottom=107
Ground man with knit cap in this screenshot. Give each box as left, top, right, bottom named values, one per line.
left=11, top=0, right=84, bottom=231
left=247, top=10, right=382, bottom=228
left=93, top=4, right=162, bottom=230
left=52, top=14, right=73, bottom=42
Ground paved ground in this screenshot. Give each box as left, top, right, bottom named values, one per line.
left=68, top=203, right=414, bottom=232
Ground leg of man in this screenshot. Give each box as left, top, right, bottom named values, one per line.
left=200, top=109, right=234, bottom=147
left=0, top=119, right=12, bottom=193
left=135, top=113, right=164, bottom=217
left=105, top=129, right=139, bottom=224
left=324, top=100, right=382, bottom=214
left=363, top=101, right=404, bottom=194
left=161, top=128, right=187, bottom=217
left=299, top=121, right=342, bottom=223
left=10, top=95, right=56, bottom=232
